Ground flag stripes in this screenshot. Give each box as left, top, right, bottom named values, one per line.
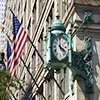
left=7, top=40, right=11, bottom=69
left=7, top=13, right=28, bottom=76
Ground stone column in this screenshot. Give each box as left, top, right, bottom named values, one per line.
left=44, top=81, right=48, bottom=100
left=54, top=73, right=60, bottom=100
left=36, top=0, right=40, bottom=23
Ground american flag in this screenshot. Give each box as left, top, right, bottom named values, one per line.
left=7, top=13, right=28, bottom=76
left=7, top=40, right=11, bottom=70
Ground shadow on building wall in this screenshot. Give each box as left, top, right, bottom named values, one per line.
left=21, top=82, right=35, bottom=100
left=77, top=36, right=100, bottom=100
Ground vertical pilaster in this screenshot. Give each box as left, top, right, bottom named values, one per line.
left=54, top=0, right=60, bottom=19
left=26, top=0, right=28, bottom=22
left=44, top=81, right=48, bottom=100
left=54, top=0, right=63, bottom=20
left=30, top=2, right=33, bottom=76
left=36, top=40, right=38, bottom=72
left=54, top=73, right=60, bottom=100
left=36, top=0, right=40, bottom=23
left=35, top=0, right=39, bottom=73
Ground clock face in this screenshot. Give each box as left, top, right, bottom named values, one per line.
left=52, top=36, right=68, bottom=60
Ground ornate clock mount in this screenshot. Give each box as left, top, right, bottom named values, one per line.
left=44, top=12, right=93, bottom=94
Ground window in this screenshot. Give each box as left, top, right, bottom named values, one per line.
left=37, top=30, right=44, bottom=70
left=39, top=0, right=44, bottom=16
left=62, top=0, right=72, bottom=16
left=18, top=4, right=20, bottom=17
left=24, top=0, right=27, bottom=11
left=32, top=3, right=36, bottom=34
left=21, top=17, right=23, bottom=25
left=64, top=68, right=70, bottom=93
left=38, top=30, right=44, bottom=58
left=47, top=3, right=54, bottom=25
left=32, top=51, right=36, bottom=76
left=27, top=0, right=31, bottom=20
left=60, top=68, right=70, bottom=99
left=48, top=79, right=54, bottom=100
left=24, top=9, right=26, bottom=28
left=36, top=84, right=44, bottom=100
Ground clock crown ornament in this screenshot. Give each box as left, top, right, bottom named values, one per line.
left=49, top=13, right=66, bottom=34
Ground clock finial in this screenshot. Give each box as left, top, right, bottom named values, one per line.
left=56, top=13, right=60, bottom=20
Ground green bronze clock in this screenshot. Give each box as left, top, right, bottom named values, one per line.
left=44, top=14, right=69, bottom=70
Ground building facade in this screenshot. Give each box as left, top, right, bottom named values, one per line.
left=0, top=0, right=6, bottom=51
left=5, top=0, right=100, bottom=100
left=0, top=0, right=6, bottom=22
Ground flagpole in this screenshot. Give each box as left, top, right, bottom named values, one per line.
left=10, top=90, right=17, bottom=100
left=10, top=97, right=13, bottom=100
left=27, top=36, right=44, bottom=62
left=15, top=75, right=30, bottom=100
left=8, top=7, right=14, bottom=14
left=7, top=34, right=46, bottom=100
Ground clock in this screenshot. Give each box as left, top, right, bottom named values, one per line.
left=52, top=36, right=68, bottom=60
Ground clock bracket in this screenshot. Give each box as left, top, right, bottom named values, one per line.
left=44, top=12, right=93, bottom=95
left=68, top=12, right=93, bottom=94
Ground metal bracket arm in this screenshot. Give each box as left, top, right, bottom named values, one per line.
left=72, top=12, right=92, bottom=39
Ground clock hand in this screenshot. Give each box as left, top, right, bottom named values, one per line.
left=59, top=45, right=66, bottom=53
